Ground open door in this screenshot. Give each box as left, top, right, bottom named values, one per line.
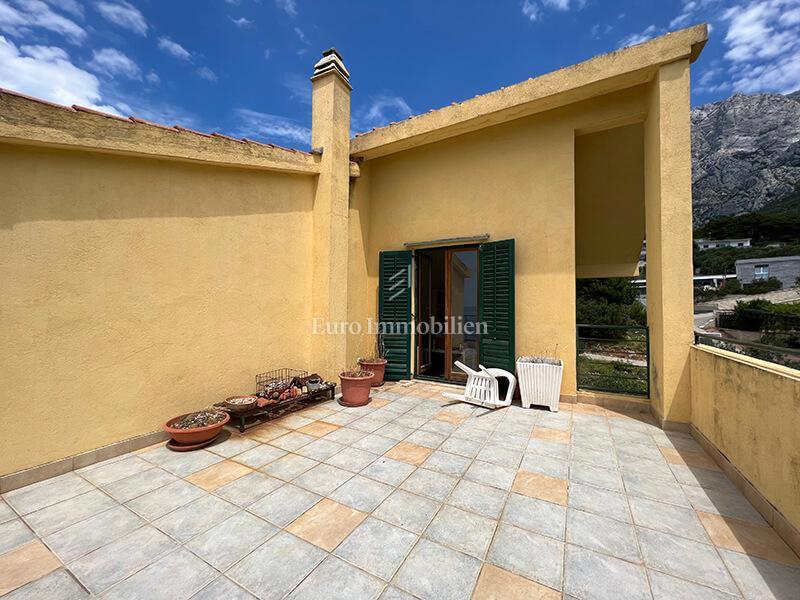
left=379, top=250, right=412, bottom=380
left=479, top=239, right=515, bottom=372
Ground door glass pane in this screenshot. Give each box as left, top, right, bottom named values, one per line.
left=417, top=255, right=433, bottom=373
left=450, top=250, right=479, bottom=370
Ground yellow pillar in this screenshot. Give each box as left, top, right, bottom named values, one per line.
left=644, top=59, right=694, bottom=425
left=310, top=48, right=352, bottom=380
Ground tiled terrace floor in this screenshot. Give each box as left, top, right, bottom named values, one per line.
left=2, top=381, right=799, bottom=599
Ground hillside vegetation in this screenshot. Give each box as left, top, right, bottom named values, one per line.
left=693, top=190, right=800, bottom=275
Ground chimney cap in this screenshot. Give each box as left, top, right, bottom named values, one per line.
left=322, top=47, right=344, bottom=61
left=311, top=47, right=351, bottom=87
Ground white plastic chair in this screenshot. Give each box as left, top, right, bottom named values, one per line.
left=442, top=361, right=517, bottom=409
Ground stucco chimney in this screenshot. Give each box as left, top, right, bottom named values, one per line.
left=311, top=48, right=351, bottom=88
left=309, top=48, right=351, bottom=381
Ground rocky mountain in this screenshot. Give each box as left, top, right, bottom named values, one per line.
left=691, top=91, right=800, bottom=224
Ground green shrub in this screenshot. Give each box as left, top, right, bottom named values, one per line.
left=742, top=277, right=782, bottom=294
left=693, top=245, right=800, bottom=275
left=693, top=278, right=742, bottom=301
left=576, top=278, right=646, bottom=328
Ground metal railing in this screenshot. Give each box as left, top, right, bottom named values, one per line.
left=576, top=324, right=650, bottom=397
left=695, top=333, right=800, bottom=370
left=716, top=308, right=800, bottom=334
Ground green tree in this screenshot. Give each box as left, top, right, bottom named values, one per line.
left=576, top=278, right=647, bottom=326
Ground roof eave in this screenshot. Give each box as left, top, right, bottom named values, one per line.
left=350, top=24, right=708, bottom=161
left=0, top=89, right=322, bottom=176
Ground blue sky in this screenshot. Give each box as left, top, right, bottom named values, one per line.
left=1, top=0, right=798, bottom=148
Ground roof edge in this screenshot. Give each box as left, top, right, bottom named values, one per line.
left=350, top=24, right=708, bottom=160
left=0, top=88, right=322, bottom=176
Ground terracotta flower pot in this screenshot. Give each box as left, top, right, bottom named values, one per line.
left=358, top=358, right=388, bottom=387
left=339, top=371, right=374, bottom=407
left=164, top=412, right=230, bottom=445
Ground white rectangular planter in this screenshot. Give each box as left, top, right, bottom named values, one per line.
left=516, top=358, right=564, bottom=412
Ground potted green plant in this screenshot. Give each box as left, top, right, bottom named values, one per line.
left=339, top=366, right=375, bottom=407
left=358, top=334, right=389, bottom=387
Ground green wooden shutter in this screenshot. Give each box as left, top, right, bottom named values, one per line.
left=378, top=250, right=412, bottom=381
left=479, top=239, right=515, bottom=372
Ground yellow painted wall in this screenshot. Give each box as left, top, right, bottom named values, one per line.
left=348, top=87, right=650, bottom=395
left=346, top=161, right=376, bottom=364
left=644, top=61, right=695, bottom=424
left=0, top=144, right=316, bottom=475
left=575, top=123, right=645, bottom=278
left=691, top=346, right=800, bottom=530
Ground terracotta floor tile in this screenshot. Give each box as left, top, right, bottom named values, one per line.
left=512, top=470, right=568, bottom=506
left=0, top=540, right=61, bottom=596
left=531, top=427, right=571, bottom=444
left=698, top=512, right=800, bottom=567
left=245, top=425, right=291, bottom=443
left=286, top=499, right=366, bottom=551
left=370, top=398, right=390, bottom=408
left=298, top=421, right=340, bottom=438
left=185, top=460, right=252, bottom=491
left=473, top=563, right=561, bottom=600
left=435, top=411, right=468, bottom=425
left=571, top=403, right=607, bottom=416
left=297, top=407, right=336, bottom=419
left=660, top=447, right=720, bottom=471
left=384, top=442, right=433, bottom=466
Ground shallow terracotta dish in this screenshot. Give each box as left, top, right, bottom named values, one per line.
left=164, top=411, right=230, bottom=446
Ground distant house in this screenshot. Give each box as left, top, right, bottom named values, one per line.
left=696, top=237, right=751, bottom=250
left=735, top=256, right=800, bottom=288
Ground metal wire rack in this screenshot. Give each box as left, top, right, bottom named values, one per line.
left=255, top=368, right=309, bottom=395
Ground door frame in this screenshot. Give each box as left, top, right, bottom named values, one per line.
left=412, top=244, right=480, bottom=383
left=415, top=252, right=434, bottom=376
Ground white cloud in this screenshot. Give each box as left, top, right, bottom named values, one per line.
left=670, top=0, right=709, bottom=29
left=0, top=0, right=86, bottom=44
left=542, top=0, right=570, bottom=10
left=294, top=26, right=310, bottom=54
left=275, top=0, right=297, bottom=17
left=521, top=0, right=539, bottom=21
left=145, top=71, right=159, bottom=84
left=729, top=48, right=800, bottom=93
left=0, top=35, right=119, bottom=112
left=89, top=47, right=141, bottom=79
left=353, top=95, right=412, bottom=132
left=106, top=94, right=203, bottom=129
left=95, top=0, right=147, bottom=36
left=196, top=66, right=217, bottom=82
left=264, top=48, right=272, bottom=59
left=284, top=73, right=310, bottom=105
left=158, top=36, right=191, bottom=60
left=721, top=0, right=800, bottom=93
left=294, top=26, right=308, bottom=44
left=590, top=23, right=612, bottom=39
left=229, top=16, right=252, bottom=27
left=782, top=6, right=800, bottom=25
left=42, top=0, right=83, bottom=18
left=618, top=24, right=657, bottom=47
left=522, top=0, right=585, bottom=22
left=722, top=0, right=799, bottom=62
left=234, top=107, right=311, bottom=146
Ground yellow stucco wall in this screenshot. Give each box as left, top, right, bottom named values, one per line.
left=1, top=29, right=708, bottom=477
left=0, top=144, right=316, bottom=475
left=644, top=60, right=695, bottom=424
left=347, top=87, right=650, bottom=395
left=346, top=162, right=376, bottom=364
left=575, top=123, right=645, bottom=278
left=691, top=346, right=800, bottom=530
